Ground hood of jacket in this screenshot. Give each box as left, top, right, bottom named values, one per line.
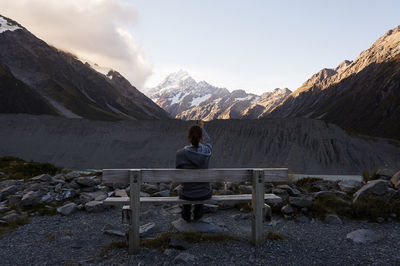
left=181, top=143, right=211, bottom=168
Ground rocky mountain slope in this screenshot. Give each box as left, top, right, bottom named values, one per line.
left=268, top=25, right=400, bottom=140
left=147, top=70, right=291, bottom=120
left=1, top=114, right=399, bottom=174
left=0, top=15, right=168, bottom=120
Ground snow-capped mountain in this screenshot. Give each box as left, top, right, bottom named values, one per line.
left=147, top=70, right=291, bottom=120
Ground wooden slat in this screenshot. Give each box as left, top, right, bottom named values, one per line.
left=102, top=168, right=288, bottom=185
left=129, top=170, right=141, bottom=254
left=252, top=170, right=264, bottom=246
left=104, top=194, right=282, bottom=206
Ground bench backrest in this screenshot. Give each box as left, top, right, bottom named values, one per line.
left=102, top=168, right=288, bottom=185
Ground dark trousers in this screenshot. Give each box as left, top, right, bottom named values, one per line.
left=179, top=194, right=211, bottom=222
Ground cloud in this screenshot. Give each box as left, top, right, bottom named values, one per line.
left=2, top=0, right=152, bottom=89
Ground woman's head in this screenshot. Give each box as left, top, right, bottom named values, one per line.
left=188, top=125, right=202, bottom=147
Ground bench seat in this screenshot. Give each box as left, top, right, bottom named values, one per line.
left=103, top=193, right=282, bottom=206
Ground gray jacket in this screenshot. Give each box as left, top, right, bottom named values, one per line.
left=176, top=128, right=212, bottom=199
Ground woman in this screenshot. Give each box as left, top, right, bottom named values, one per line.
left=176, top=120, right=212, bottom=222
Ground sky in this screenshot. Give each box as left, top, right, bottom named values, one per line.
left=2, top=0, right=400, bottom=94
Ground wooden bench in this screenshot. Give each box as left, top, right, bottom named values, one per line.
left=102, top=168, right=289, bottom=254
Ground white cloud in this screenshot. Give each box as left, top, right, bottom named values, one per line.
left=2, top=0, right=151, bottom=89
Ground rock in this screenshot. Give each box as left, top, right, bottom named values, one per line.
left=76, top=176, right=100, bottom=187
left=141, top=183, right=159, bottom=194
left=50, top=177, right=66, bottom=186
left=140, top=192, right=150, bottom=197
left=203, top=204, right=218, bottom=213
left=376, top=168, right=397, bottom=180
left=0, top=179, right=23, bottom=188
left=21, top=190, right=43, bottom=207
left=289, top=196, right=313, bottom=208
left=173, top=252, right=196, bottom=264
left=166, top=205, right=182, bottom=214
left=103, top=229, right=125, bottom=237
left=153, top=190, right=170, bottom=197
left=0, top=185, right=18, bottom=200
left=281, top=204, right=294, bottom=215
left=277, top=185, right=301, bottom=196
left=171, top=218, right=228, bottom=233
left=57, top=202, right=78, bottom=216
left=62, top=189, right=76, bottom=200
left=263, top=204, right=272, bottom=222
left=114, top=189, right=128, bottom=197
left=324, top=214, right=342, bottom=224
left=0, top=205, right=10, bottom=214
left=158, top=183, right=171, bottom=191
left=390, top=171, right=400, bottom=189
left=346, top=229, right=382, bottom=244
left=163, top=249, right=176, bottom=257
left=313, top=190, right=348, bottom=199
left=40, top=192, right=54, bottom=203
left=238, top=185, right=252, bottom=194
left=272, top=188, right=289, bottom=201
left=7, top=195, right=22, bottom=206
left=295, top=216, right=309, bottom=223
left=85, top=201, right=107, bottom=212
left=80, top=191, right=107, bottom=203
left=31, top=174, right=52, bottom=182
left=64, top=171, right=80, bottom=182
left=169, top=237, right=190, bottom=250
left=139, top=222, right=156, bottom=236
left=338, top=180, right=363, bottom=193
left=353, top=180, right=390, bottom=203
left=2, top=210, right=26, bottom=223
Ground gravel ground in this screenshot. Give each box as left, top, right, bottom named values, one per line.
left=1, top=205, right=400, bottom=266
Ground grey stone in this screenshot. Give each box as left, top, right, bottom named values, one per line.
left=103, top=229, right=125, bottom=237
left=153, top=190, right=170, bottom=197
left=21, top=190, right=44, bottom=206
left=173, top=252, right=196, bottom=264
left=62, top=189, right=76, bottom=200
left=40, top=192, right=54, bottom=203
left=338, top=180, right=363, bottom=192
left=171, top=218, right=229, bottom=233
left=31, top=174, right=52, bottom=182
left=76, top=176, right=100, bottom=187
left=0, top=205, right=10, bottom=214
left=64, top=171, right=80, bottom=182
left=139, top=222, right=156, bottom=236
left=346, top=229, right=383, bottom=244
left=85, top=200, right=107, bottom=212
left=163, top=249, right=176, bottom=257
left=50, top=177, right=66, bottom=186
left=68, top=180, right=80, bottom=189
left=289, top=196, right=313, bottom=208
left=57, top=202, right=78, bottom=216
left=7, top=195, right=22, bottom=206
left=390, top=171, right=400, bottom=189
left=376, top=168, right=397, bottom=180
left=141, top=183, right=159, bottom=194
left=324, top=214, right=342, bottom=224
left=238, top=185, right=252, bottom=194
left=158, top=183, right=171, bottom=191
left=169, top=237, right=190, bottom=250
left=277, top=185, right=301, bottom=196
left=263, top=204, right=272, bottom=221
left=114, top=189, right=128, bottom=197
left=80, top=191, right=107, bottom=203
left=2, top=210, right=26, bottom=223
left=140, top=192, right=150, bottom=197
left=0, top=185, right=18, bottom=199
left=281, top=204, right=294, bottom=215
left=353, top=180, right=390, bottom=203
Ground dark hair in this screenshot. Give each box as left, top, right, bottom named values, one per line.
left=188, top=125, right=202, bottom=147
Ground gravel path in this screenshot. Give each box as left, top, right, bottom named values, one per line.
left=1, top=205, right=400, bottom=265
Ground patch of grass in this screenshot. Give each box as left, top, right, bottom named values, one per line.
left=0, top=156, right=61, bottom=181
left=294, top=178, right=323, bottom=192
left=352, top=197, right=400, bottom=220
left=310, top=194, right=352, bottom=218
left=266, top=232, right=285, bottom=240
left=99, top=241, right=126, bottom=257
left=47, top=233, right=56, bottom=242
left=0, top=217, right=30, bottom=238
left=142, top=231, right=238, bottom=250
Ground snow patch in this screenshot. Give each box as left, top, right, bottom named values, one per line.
left=234, top=95, right=253, bottom=102
left=213, top=98, right=222, bottom=103
left=170, top=92, right=182, bottom=105
left=191, top=94, right=211, bottom=107
left=0, top=17, right=21, bottom=34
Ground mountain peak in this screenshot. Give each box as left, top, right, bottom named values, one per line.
left=0, top=15, right=22, bottom=34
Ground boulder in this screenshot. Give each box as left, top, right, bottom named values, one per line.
left=289, top=196, right=313, bottom=208
left=376, top=168, right=397, bottom=180
left=114, top=189, right=128, bottom=197
left=64, top=171, right=81, bottom=182
left=313, top=190, right=348, bottom=199
left=338, top=180, right=363, bottom=193
left=346, top=229, right=382, bottom=244
left=281, top=204, right=294, bottom=215
left=0, top=185, right=18, bottom=200
left=353, top=180, right=390, bottom=203
left=324, top=214, right=342, bottom=224
left=238, top=185, right=252, bottom=194
left=80, top=191, right=107, bottom=203
left=141, top=183, right=159, bottom=194
left=21, top=190, right=44, bottom=206
left=277, top=185, right=301, bottom=196
left=173, top=252, right=196, bottom=264
left=153, top=190, right=170, bottom=197
left=57, top=202, right=78, bottom=216
left=76, top=176, right=100, bottom=187
left=390, top=171, right=400, bottom=189
left=31, top=174, right=52, bottom=182
left=139, top=222, right=156, bottom=236
left=85, top=200, right=107, bottom=212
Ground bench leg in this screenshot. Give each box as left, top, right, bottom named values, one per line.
left=129, top=170, right=141, bottom=254
left=252, top=170, right=264, bottom=246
